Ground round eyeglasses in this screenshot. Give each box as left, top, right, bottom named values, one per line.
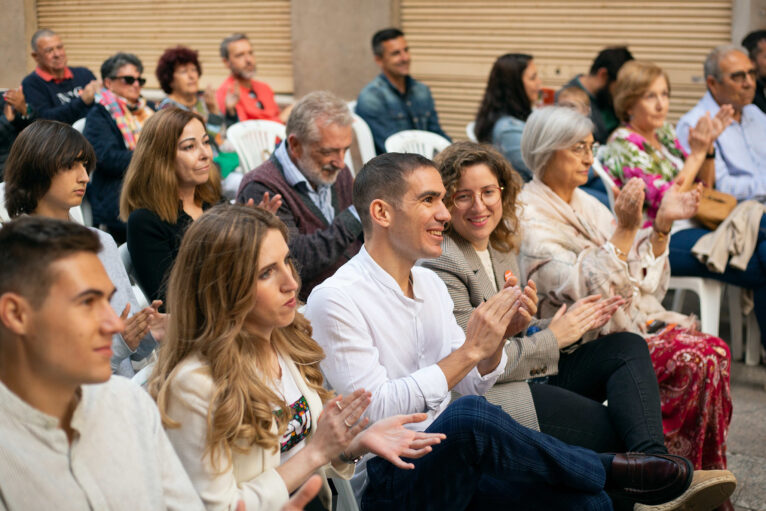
left=451, top=185, right=503, bottom=210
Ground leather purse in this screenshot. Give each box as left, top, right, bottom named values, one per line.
left=694, top=187, right=737, bottom=230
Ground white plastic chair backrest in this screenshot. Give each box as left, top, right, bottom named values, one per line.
left=118, top=243, right=150, bottom=308
left=0, top=183, right=9, bottom=222
left=466, top=121, right=477, bottom=142
left=225, top=120, right=286, bottom=173
left=344, top=113, right=377, bottom=176
left=352, top=113, right=375, bottom=164
left=384, top=130, right=451, bottom=159
left=73, top=118, right=86, bottom=133
left=590, top=158, right=616, bottom=211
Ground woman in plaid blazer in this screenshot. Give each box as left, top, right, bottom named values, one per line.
left=421, top=141, right=667, bottom=456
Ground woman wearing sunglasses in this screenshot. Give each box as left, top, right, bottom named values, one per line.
left=83, top=52, right=155, bottom=244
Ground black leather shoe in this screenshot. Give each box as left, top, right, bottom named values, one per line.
left=608, top=453, right=693, bottom=505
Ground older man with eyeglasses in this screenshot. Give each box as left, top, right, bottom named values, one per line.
left=678, top=45, right=766, bottom=202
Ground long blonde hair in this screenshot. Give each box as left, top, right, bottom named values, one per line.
left=148, top=204, right=331, bottom=471
left=120, top=108, right=221, bottom=223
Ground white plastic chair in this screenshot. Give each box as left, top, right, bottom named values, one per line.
left=225, top=120, right=286, bottom=173
left=466, top=121, right=477, bottom=142
left=118, top=243, right=150, bottom=309
left=726, top=286, right=762, bottom=365
left=344, top=113, right=376, bottom=176
left=668, top=276, right=724, bottom=337
left=384, top=130, right=451, bottom=159
left=72, top=117, right=86, bottom=133
left=590, top=158, right=616, bottom=211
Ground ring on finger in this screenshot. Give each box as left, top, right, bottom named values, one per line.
left=343, top=419, right=353, bottom=429
left=336, top=401, right=343, bottom=412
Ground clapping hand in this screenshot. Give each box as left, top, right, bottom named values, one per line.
left=147, top=300, right=167, bottom=342
left=711, top=105, right=734, bottom=141
left=548, top=295, right=625, bottom=349
left=351, top=413, right=445, bottom=470
left=3, top=87, right=27, bottom=118
left=658, top=175, right=701, bottom=224
left=245, top=192, right=283, bottom=214
left=502, top=273, right=538, bottom=338
left=204, top=85, right=220, bottom=115
left=613, top=178, right=645, bottom=230
left=225, top=83, right=240, bottom=115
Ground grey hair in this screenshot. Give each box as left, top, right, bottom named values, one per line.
left=704, top=44, right=748, bottom=82
left=286, top=91, right=353, bottom=144
left=520, top=106, right=594, bottom=180
left=31, top=29, right=57, bottom=51
left=100, top=53, right=143, bottom=82
left=220, top=33, right=249, bottom=59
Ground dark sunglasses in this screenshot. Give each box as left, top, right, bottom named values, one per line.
left=111, top=75, right=146, bottom=86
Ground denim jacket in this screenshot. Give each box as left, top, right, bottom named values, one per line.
left=356, top=73, right=450, bottom=154
left=492, top=115, right=533, bottom=182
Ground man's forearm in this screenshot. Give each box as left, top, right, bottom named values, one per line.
left=437, top=344, right=482, bottom=389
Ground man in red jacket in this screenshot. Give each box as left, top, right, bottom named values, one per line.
left=216, top=33, right=291, bottom=124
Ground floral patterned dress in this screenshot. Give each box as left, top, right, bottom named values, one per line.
left=598, top=123, right=687, bottom=224
left=593, top=124, right=732, bottom=470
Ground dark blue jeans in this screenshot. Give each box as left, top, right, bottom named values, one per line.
left=532, top=332, right=666, bottom=455
left=668, top=216, right=766, bottom=349
left=361, top=396, right=612, bottom=511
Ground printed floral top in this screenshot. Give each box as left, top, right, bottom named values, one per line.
left=598, top=123, right=688, bottom=222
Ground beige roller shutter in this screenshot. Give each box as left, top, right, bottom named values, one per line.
left=36, top=0, right=293, bottom=94
left=401, top=0, right=732, bottom=140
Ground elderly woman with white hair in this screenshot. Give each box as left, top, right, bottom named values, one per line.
left=518, top=106, right=733, bottom=472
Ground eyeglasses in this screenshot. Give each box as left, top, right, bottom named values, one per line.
left=111, top=76, right=146, bottom=86
left=451, top=185, right=503, bottom=210
left=570, top=141, right=599, bottom=157
left=726, top=69, right=757, bottom=84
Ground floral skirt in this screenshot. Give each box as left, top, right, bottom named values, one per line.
left=646, top=326, right=732, bottom=469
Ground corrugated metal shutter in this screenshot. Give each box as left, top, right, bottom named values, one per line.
left=35, top=0, right=293, bottom=93
left=401, top=0, right=732, bottom=140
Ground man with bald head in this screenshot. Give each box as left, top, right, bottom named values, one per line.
left=21, top=29, right=100, bottom=124
left=678, top=45, right=766, bottom=201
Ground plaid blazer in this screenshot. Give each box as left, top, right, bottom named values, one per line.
left=420, top=232, right=560, bottom=431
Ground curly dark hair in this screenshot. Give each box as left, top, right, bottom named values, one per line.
left=474, top=53, right=534, bottom=144
left=155, top=46, right=202, bottom=94
left=434, top=141, right=523, bottom=253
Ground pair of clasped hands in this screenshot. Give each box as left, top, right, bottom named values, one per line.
left=466, top=271, right=626, bottom=354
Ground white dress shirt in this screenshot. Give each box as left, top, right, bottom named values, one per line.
left=0, top=376, right=203, bottom=511
left=305, top=246, right=507, bottom=499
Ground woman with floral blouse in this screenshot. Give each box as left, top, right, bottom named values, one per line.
left=599, top=60, right=766, bottom=354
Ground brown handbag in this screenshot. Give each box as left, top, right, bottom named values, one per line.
left=694, top=187, right=737, bottom=230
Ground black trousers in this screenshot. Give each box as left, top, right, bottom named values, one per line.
left=529, top=332, right=666, bottom=455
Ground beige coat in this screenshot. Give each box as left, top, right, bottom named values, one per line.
left=164, top=353, right=353, bottom=511
left=420, top=233, right=558, bottom=430
left=518, top=179, right=692, bottom=341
